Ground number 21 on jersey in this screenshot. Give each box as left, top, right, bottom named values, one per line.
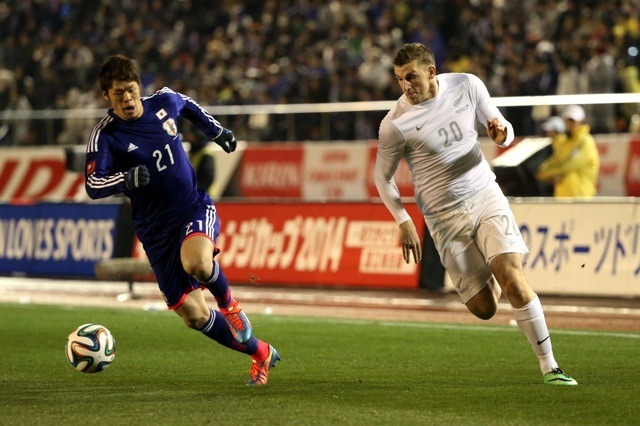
left=184, top=220, right=205, bottom=237
left=153, top=144, right=175, bottom=171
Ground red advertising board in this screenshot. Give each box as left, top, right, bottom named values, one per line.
left=0, top=147, right=86, bottom=202
left=1, top=136, right=638, bottom=203
left=239, top=145, right=303, bottom=197
left=302, top=143, right=369, bottom=199
left=215, top=201, right=425, bottom=288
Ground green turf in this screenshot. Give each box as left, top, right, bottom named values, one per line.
left=0, top=303, right=638, bottom=425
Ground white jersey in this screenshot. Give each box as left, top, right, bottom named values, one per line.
left=374, top=72, right=514, bottom=221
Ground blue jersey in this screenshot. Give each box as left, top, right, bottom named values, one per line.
left=85, top=87, right=223, bottom=247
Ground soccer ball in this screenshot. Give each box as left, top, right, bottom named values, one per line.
left=65, top=323, right=116, bottom=373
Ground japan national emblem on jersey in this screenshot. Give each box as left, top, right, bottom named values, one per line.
left=162, top=118, right=178, bottom=136
left=156, top=109, right=167, bottom=120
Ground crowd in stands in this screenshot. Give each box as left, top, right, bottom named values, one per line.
left=0, top=0, right=639, bottom=144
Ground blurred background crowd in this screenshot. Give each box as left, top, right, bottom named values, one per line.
left=0, top=0, right=639, bottom=144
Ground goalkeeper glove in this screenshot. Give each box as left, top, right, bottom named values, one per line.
left=212, top=128, right=237, bottom=153
left=125, top=165, right=150, bottom=190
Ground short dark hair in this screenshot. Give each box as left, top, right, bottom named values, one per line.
left=393, top=43, right=435, bottom=67
left=99, top=55, right=141, bottom=93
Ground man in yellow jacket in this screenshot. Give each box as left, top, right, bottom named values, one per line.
left=536, top=105, right=600, bottom=197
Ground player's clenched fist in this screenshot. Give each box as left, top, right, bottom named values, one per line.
left=125, top=165, right=150, bottom=190
left=486, top=118, right=508, bottom=145
left=213, top=128, right=237, bottom=153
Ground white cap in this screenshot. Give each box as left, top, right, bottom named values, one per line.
left=562, top=105, right=585, bottom=122
left=541, top=116, right=565, bottom=133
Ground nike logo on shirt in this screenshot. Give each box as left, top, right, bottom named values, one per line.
left=416, top=119, right=428, bottom=131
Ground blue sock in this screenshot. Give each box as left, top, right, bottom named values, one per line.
left=198, top=308, right=258, bottom=355
left=203, top=260, right=232, bottom=309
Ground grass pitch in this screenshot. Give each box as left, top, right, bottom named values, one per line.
left=0, top=303, right=638, bottom=425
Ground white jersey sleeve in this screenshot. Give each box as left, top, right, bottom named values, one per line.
left=374, top=115, right=412, bottom=224
left=468, top=73, right=514, bottom=147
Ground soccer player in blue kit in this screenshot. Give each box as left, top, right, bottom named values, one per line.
left=85, top=55, right=279, bottom=385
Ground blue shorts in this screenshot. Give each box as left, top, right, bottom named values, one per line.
left=143, top=195, right=220, bottom=310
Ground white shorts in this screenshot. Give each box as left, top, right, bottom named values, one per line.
left=424, top=183, right=529, bottom=304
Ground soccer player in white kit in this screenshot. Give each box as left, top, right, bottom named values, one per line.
left=374, top=43, right=577, bottom=385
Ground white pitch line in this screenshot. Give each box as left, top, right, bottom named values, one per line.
left=267, top=315, right=640, bottom=340
left=377, top=321, right=640, bottom=340
left=231, top=290, right=640, bottom=316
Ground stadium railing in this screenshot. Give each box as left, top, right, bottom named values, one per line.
left=1, top=93, right=639, bottom=145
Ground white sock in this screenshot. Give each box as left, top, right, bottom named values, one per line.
left=513, top=296, right=558, bottom=374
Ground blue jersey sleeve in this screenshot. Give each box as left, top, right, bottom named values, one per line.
left=166, top=88, right=224, bottom=140
left=84, top=115, right=129, bottom=199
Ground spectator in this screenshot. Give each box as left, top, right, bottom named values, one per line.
left=584, top=44, right=617, bottom=133
left=56, top=88, right=99, bottom=145
left=536, top=106, right=600, bottom=197
left=0, top=73, right=33, bottom=146
left=1, top=0, right=638, bottom=143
